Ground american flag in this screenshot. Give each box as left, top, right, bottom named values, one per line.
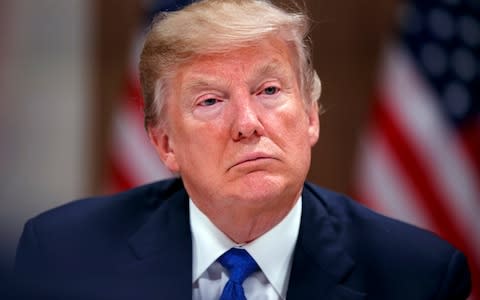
left=354, top=0, right=480, bottom=297
left=106, top=0, right=194, bottom=192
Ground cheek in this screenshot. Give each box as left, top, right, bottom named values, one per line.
left=271, top=106, right=311, bottom=143
left=173, top=122, right=227, bottom=163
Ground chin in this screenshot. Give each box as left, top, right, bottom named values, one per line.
left=230, top=174, right=300, bottom=205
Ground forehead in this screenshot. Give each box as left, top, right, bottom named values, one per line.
left=174, top=38, right=298, bottom=87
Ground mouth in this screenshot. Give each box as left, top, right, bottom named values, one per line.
left=228, top=153, right=276, bottom=171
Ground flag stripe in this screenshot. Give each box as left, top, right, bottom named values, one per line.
left=112, top=100, right=172, bottom=187
left=354, top=128, right=434, bottom=230
left=110, top=152, right=137, bottom=192
left=458, top=119, right=480, bottom=185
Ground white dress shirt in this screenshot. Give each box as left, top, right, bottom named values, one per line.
left=190, top=197, right=302, bottom=300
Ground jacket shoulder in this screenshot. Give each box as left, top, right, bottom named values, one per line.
left=303, top=182, right=471, bottom=299
left=29, top=178, right=183, bottom=229
left=304, top=182, right=451, bottom=250
left=15, top=178, right=185, bottom=268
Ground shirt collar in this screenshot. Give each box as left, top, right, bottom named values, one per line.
left=190, top=196, right=302, bottom=298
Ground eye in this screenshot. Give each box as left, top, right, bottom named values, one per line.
left=198, top=98, right=219, bottom=106
left=262, top=86, right=280, bottom=95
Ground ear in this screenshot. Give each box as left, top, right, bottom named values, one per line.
left=148, top=126, right=180, bottom=172
left=307, top=101, right=320, bottom=146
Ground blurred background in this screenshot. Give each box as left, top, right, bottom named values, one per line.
left=0, top=0, right=478, bottom=296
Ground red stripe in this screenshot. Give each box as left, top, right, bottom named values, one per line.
left=458, top=117, right=480, bottom=189
left=123, top=75, right=144, bottom=110
left=109, top=155, right=136, bottom=192
left=125, top=74, right=144, bottom=107
left=123, top=76, right=146, bottom=125
left=373, top=94, right=480, bottom=299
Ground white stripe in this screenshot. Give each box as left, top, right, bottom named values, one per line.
left=113, top=102, right=173, bottom=185
left=355, top=127, right=433, bottom=230
left=380, top=45, right=480, bottom=260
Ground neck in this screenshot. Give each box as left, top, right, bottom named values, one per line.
left=194, top=194, right=300, bottom=244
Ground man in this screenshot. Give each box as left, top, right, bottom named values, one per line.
left=15, top=0, right=471, bottom=299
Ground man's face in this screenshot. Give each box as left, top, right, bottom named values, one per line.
left=150, top=37, right=319, bottom=216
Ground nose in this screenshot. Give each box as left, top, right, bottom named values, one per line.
left=230, top=98, right=265, bottom=141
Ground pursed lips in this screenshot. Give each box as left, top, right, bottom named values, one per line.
left=228, top=152, right=276, bottom=170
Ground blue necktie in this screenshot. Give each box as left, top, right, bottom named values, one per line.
left=218, top=248, right=260, bottom=300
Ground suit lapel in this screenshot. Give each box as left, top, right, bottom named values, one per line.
left=126, top=181, right=192, bottom=299
left=287, top=184, right=366, bottom=300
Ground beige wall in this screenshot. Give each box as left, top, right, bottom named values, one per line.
left=0, top=0, right=90, bottom=266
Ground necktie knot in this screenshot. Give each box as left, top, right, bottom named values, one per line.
left=218, top=247, right=259, bottom=285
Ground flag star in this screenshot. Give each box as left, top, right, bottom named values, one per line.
left=458, top=16, right=480, bottom=47
left=451, top=48, right=477, bottom=82
left=428, top=8, right=454, bottom=41
left=420, top=43, right=448, bottom=77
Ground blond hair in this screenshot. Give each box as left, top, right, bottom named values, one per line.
left=139, top=0, right=321, bottom=128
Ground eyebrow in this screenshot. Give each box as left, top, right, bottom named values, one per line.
left=248, top=60, right=294, bottom=87
left=181, top=77, right=230, bottom=102
left=182, top=59, right=293, bottom=94
left=253, top=60, right=289, bottom=79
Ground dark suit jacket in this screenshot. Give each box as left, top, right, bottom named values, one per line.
left=14, top=178, right=471, bottom=299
